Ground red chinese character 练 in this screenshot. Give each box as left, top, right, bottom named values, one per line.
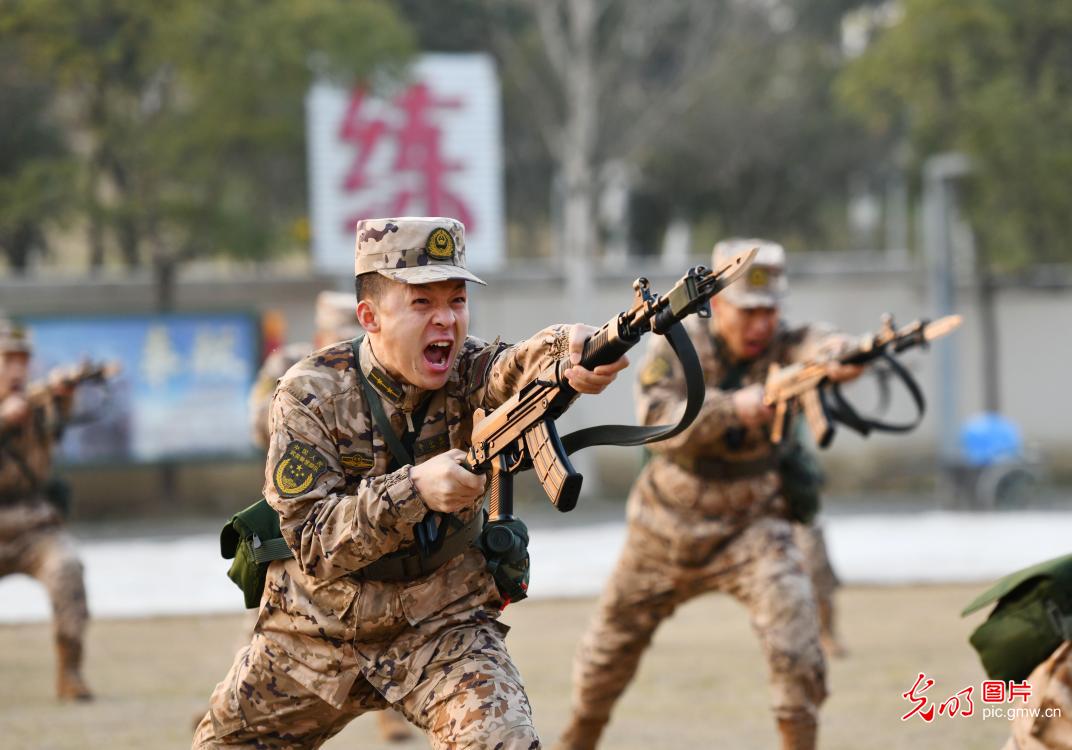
left=901, top=672, right=936, bottom=723
left=938, top=685, right=975, bottom=718
left=981, top=680, right=1006, bottom=703
left=338, top=83, right=474, bottom=233
left=1008, top=681, right=1032, bottom=704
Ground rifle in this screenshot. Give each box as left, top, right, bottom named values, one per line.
left=461, top=247, right=758, bottom=525
left=764, top=314, right=962, bottom=448
left=26, top=360, right=122, bottom=406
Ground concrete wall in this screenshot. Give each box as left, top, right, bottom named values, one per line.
left=2, top=258, right=1069, bottom=514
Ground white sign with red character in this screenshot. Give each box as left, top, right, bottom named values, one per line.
left=307, top=53, right=505, bottom=274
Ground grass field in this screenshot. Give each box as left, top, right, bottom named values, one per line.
left=1, top=584, right=1010, bottom=749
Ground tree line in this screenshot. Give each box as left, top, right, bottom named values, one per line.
left=1, top=0, right=1067, bottom=280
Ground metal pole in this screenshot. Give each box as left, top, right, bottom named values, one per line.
left=922, top=153, right=971, bottom=478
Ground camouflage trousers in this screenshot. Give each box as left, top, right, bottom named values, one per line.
left=192, top=625, right=540, bottom=749
left=566, top=516, right=827, bottom=742
left=1003, top=641, right=1072, bottom=750
left=0, top=511, right=89, bottom=645
left=793, top=522, right=843, bottom=654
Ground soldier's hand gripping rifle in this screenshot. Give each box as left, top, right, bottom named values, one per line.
left=461, top=247, right=758, bottom=530
left=22, top=360, right=122, bottom=434
left=27, top=360, right=122, bottom=404
left=764, top=314, right=962, bottom=448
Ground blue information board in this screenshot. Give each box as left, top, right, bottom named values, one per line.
left=24, top=314, right=259, bottom=465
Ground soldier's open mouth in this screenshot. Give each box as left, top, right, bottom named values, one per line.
left=424, top=342, right=452, bottom=370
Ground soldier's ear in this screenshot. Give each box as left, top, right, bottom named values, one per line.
left=356, top=299, right=381, bottom=333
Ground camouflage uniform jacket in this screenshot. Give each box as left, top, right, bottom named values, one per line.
left=249, top=343, right=310, bottom=450
left=258, top=327, right=570, bottom=707
left=629, top=314, right=834, bottom=559
left=0, top=391, right=72, bottom=539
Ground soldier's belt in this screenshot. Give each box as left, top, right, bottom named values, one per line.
left=351, top=512, right=485, bottom=583
left=0, top=489, right=30, bottom=506
left=667, top=454, right=779, bottom=480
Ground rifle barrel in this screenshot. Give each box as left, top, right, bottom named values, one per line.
left=923, top=315, right=963, bottom=342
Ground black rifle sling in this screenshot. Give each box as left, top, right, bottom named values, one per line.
left=0, top=424, right=44, bottom=493
left=560, top=321, right=705, bottom=455
left=825, top=351, right=926, bottom=437
left=352, top=336, right=433, bottom=469
left=352, top=337, right=446, bottom=554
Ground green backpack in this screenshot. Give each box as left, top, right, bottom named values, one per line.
left=962, top=553, right=1072, bottom=681
left=220, top=497, right=293, bottom=609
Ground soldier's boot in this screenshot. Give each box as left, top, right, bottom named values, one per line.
left=777, top=715, right=817, bottom=750
left=55, top=635, right=93, bottom=701
left=376, top=708, right=413, bottom=743
left=554, top=715, right=606, bottom=750
left=818, top=599, right=848, bottom=659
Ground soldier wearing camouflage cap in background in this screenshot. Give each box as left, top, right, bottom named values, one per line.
left=248, top=291, right=364, bottom=451
left=193, top=217, right=628, bottom=749
left=0, top=318, right=92, bottom=701
left=557, top=239, right=861, bottom=750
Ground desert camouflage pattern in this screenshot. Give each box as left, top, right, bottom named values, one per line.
left=194, top=327, right=571, bottom=748
left=1003, top=641, right=1072, bottom=750
left=245, top=338, right=412, bottom=741
left=793, top=522, right=845, bottom=657
left=0, top=387, right=90, bottom=697
left=354, top=217, right=486, bottom=286
left=248, top=343, right=309, bottom=451
left=559, top=313, right=840, bottom=750
left=0, top=318, right=32, bottom=354
left=713, top=238, right=788, bottom=309
left=315, top=291, right=361, bottom=342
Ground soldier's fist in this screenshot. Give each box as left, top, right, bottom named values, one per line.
left=0, top=394, right=30, bottom=427
left=732, top=384, right=773, bottom=428
left=411, top=449, right=487, bottom=514
left=562, top=323, right=629, bottom=394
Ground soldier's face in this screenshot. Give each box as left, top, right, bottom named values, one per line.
left=0, top=352, right=30, bottom=395
left=713, top=299, right=778, bottom=361
left=361, top=280, right=469, bottom=390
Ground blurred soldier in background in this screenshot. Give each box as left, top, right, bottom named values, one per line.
left=0, top=319, right=92, bottom=701
left=193, top=217, right=627, bottom=749
left=245, top=290, right=412, bottom=743
left=248, top=291, right=364, bottom=451
left=557, top=240, right=861, bottom=750
left=793, top=490, right=847, bottom=658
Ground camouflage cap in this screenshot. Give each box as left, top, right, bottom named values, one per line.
left=0, top=318, right=31, bottom=354
left=315, top=291, right=362, bottom=340
left=712, top=238, right=788, bottom=308
left=354, top=217, right=486, bottom=286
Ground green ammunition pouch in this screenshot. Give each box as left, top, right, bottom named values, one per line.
left=43, top=476, right=72, bottom=517
left=476, top=517, right=530, bottom=605
left=777, top=437, right=825, bottom=525
left=962, top=553, right=1072, bottom=681
left=220, top=497, right=293, bottom=609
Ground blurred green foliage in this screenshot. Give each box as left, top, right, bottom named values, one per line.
left=0, top=0, right=414, bottom=278
left=2, top=0, right=1068, bottom=274
left=632, top=0, right=890, bottom=254
left=839, top=0, right=1072, bottom=268
left=0, top=45, right=76, bottom=271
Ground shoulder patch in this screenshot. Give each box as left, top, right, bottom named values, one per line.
left=340, top=452, right=375, bottom=472
left=273, top=440, right=329, bottom=498
left=639, top=356, right=671, bottom=386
